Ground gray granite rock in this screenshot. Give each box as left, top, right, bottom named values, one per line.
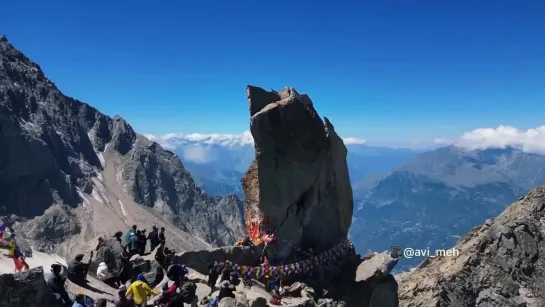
left=242, top=86, right=353, bottom=259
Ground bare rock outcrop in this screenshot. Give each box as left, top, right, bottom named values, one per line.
left=174, top=245, right=263, bottom=275
left=242, top=86, right=353, bottom=258
left=398, top=186, right=545, bottom=307
left=0, top=267, right=57, bottom=307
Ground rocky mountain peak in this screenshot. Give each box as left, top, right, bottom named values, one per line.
left=242, top=86, right=353, bottom=259
left=0, top=37, right=245, bottom=253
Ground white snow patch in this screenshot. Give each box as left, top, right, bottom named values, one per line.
left=91, top=189, right=104, bottom=204
left=77, top=189, right=90, bottom=207
left=91, top=178, right=110, bottom=205
left=118, top=200, right=127, bottom=217
left=97, top=152, right=105, bottom=166
left=19, top=119, right=35, bottom=130
left=96, top=172, right=103, bottom=182
left=0, top=248, right=67, bottom=274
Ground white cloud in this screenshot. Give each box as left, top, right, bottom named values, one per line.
left=451, top=125, right=545, bottom=154
left=182, top=145, right=218, bottom=164
left=145, top=131, right=366, bottom=148
left=343, top=137, right=367, bottom=145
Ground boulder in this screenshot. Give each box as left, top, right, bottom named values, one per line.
left=218, top=297, right=238, bottom=307
left=0, top=267, right=58, bottom=307
left=242, top=86, right=353, bottom=259
left=368, top=275, right=399, bottom=307
left=88, top=238, right=126, bottom=277
left=174, top=245, right=263, bottom=274
left=355, top=252, right=398, bottom=282
left=143, top=259, right=164, bottom=287
left=282, top=297, right=315, bottom=307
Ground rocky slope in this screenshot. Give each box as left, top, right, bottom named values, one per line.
left=351, top=146, right=545, bottom=270
left=0, top=35, right=245, bottom=255
left=242, top=86, right=353, bottom=258
left=397, top=186, right=545, bottom=307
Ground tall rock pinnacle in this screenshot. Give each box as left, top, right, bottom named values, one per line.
left=242, top=85, right=353, bottom=259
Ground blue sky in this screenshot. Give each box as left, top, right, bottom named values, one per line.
left=1, top=0, right=544, bottom=146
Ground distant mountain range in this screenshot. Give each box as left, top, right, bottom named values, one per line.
left=351, top=146, right=545, bottom=270
left=146, top=134, right=545, bottom=272
left=145, top=133, right=419, bottom=198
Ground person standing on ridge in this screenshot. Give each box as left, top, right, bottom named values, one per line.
left=158, top=227, right=166, bottom=244
left=125, top=225, right=137, bottom=245
left=147, top=226, right=159, bottom=251
left=137, top=230, right=147, bottom=255
left=48, top=264, right=72, bottom=306
left=128, top=233, right=140, bottom=256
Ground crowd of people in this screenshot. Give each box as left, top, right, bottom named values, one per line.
left=1, top=221, right=285, bottom=307
left=46, top=223, right=212, bottom=307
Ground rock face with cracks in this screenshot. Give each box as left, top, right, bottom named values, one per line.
left=398, top=186, right=545, bottom=307
left=0, top=267, right=57, bottom=307
left=242, top=86, right=353, bottom=258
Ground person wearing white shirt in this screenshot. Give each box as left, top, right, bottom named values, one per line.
left=96, top=262, right=120, bottom=288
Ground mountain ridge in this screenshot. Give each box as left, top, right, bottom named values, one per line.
left=398, top=185, right=545, bottom=306
left=0, top=35, right=245, bottom=255
left=350, top=145, right=545, bottom=271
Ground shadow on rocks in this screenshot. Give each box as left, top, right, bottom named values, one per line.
left=175, top=245, right=263, bottom=275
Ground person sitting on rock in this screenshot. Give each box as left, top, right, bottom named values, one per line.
left=115, top=285, right=136, bottom=307
left=72, top=294, right=86, bottom=307
left=97, top=261, right=121, bottom=288
left=147, top=226, right=160, bottom=251
left=167, top=264, right=189, bottom=287
left=207, top=263, right=219, bottom=293
left=67, top=254, right=90, bottom=286
left=47, top=263, right=72, bottom=306
left=126, top=273, right=160, bottom=307
left=125, top=225, right=138, bottom=245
